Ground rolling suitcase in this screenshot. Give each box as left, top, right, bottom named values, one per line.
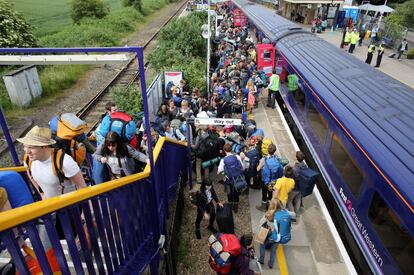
left=216, top=203, right=234, bottom=234
left=388, top=52, right=396, bottom=58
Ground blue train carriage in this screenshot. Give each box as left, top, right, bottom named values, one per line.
left=232, top=1, right=414, bottom=274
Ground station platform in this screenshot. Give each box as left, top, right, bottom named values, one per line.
left=248, top=93, right=355, bottom=275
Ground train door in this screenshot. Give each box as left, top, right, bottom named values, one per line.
left=233, top=8, right=247, bottom=27
left=256, top=44, right=275, bottom=77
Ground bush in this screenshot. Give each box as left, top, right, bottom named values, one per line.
left=123, top=0, right=142, bottom=12
left=407, top=48, right=414, bottom=59
left=71, top=0, right=109, bottom=24
left=40, top=7, right=142, bottom=47
left=0, top=0, right=37, bottom=47
left=111, top=86, right=143, bottom=116
left=148, top=12, right=208, bottom=93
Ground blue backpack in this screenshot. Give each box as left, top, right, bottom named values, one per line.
left=224, top=155, right=243, bottom=179
left=296, top=167, right=319, bottom=197
left=261, top=156, right=283, bottom=185
left=99, top=111, right=136, bottom=143
left=270, top=210, right=291, bottom=244
left=0, top=171, right=34, bottom=207
left=232, top=143, right=242, bottom=154
left=245, top=148, right=261, bottom=177
left=250, top=128, right=265, bottom=138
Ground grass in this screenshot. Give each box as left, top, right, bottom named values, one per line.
left=12, top=0, right=123, bottom=37
left=1, top=0, right=176, bottom=114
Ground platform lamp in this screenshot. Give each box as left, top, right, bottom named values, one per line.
left=377, top=0, right=388, bottom=28
left=201, top=0, right=211, bottom=99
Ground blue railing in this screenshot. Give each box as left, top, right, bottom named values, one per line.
left=0, top=137, right=189, bottom=275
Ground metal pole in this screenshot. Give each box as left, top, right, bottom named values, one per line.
left=0, top=106, right=20, bottom=166
left=377, top=0, right=388, bottom=29
left=136, top=48, right=159, bottom=238
left=207, top=0, right=211, bottom=99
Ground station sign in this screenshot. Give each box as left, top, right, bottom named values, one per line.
left=189, top=2, right=217, bottom=11
left=194, top=118, right=242, bottom=126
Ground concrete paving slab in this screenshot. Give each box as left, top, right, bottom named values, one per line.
left=284, top=246, right=318, bottom=275
left=248, top=94, right=352, bottom=274
left=312, top=28, right=414, bottom=88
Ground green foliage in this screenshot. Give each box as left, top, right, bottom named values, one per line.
left=407, top=48, right=414, bottom=59
left=387, top=0, right=414, bottom=29
left=40, top=7, right=143, bottom=47
left=149, top=12, right=208, bottom=93
left=39, top=65, right=90, bottom=97
left=123, top=0, right=142, bottom=12
left=12, top=0, right=123, bottom=37
left=111, top=86, right=143, bottom=116
left=0, top=0, right=37, bottom=47
left=383, top=17, right=404, bottom=45
left=71, top=0, right=109, bottom=24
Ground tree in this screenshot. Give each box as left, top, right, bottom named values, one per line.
left=123, top=0, right=142, bottom=12
left=0, top=0, right=37, bottom=47
left=71, top=0, right=109, bottom=24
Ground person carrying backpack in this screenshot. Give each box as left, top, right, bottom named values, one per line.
left=17, top=126, right=86, bottom=199
left=256, top=144, right=283, bottom=212
left=273, top=165, right=295, bottom=208
left=258, top=198, right=291, bottom=269
left=195, top=179, right=224, bottom=239
left=93, top=132, right=148, bottom=180
left=288, top=151, right=306, bottom=219
left=233, top=234, right=260, bottom=275
left=193, top=126, right=216, bottom=184
left=217, top=143, right=246, bottom=212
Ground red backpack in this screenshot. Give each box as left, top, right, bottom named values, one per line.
left=208, top=233, right=241, bottom=274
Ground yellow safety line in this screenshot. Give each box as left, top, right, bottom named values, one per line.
left=277, top=245, right=289, bottom=275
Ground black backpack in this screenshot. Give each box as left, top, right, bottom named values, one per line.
left=196, top=135, right=219, bottom=161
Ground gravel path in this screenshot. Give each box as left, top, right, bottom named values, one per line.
left=0, top=0, right=187, bottom=167
left=177, top=172, right=253, bottom=275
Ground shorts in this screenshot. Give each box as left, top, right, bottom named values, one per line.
left=0, top=187, right=8, bottom=209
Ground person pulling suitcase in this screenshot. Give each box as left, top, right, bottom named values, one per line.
left=195, top=179, right=223, bottom=239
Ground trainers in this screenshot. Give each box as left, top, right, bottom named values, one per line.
left=195, top=229, right=201, bottom=239
left=207, top=225, right=218, bottom=234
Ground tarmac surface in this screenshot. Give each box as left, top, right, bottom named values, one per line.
left=301, top=25, right=414, bottom=88
left=248, top=92, right=354, bottom=275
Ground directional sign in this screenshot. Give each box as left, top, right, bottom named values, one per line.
left=194, top=118, right=242, bottom=126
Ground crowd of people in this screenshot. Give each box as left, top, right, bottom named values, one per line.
left=0, top=3, right=317, bottom=274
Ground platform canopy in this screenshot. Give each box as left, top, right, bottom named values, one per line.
left=0, top=54, right=129, bottom=65
left=358, top=4, right=394, bottom=13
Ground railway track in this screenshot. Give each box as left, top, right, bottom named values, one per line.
left=0, top=1, right=187, bottom=160
left=76, top=1, right=188, bottom=135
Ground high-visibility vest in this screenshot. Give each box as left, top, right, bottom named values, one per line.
left=344, top=32, right=351, bottom=43
left=350, top=32, right=359, bottom=44
left=368, top=44, right=376, bottom=53
left=378, top=45, right=385, bottom=55
left=269, top=74, right=280, bottom=92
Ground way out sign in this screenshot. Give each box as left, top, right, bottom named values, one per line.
left=194, top=118, right=242, bottom=126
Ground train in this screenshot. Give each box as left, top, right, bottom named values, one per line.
left=232, top=1, right=414, bottom=274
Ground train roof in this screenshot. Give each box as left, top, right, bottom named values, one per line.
left=235, top=1, right=414, bottom=205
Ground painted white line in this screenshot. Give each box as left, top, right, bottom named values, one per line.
left=274, top=102, right=357, bottom=275
left=178, top=6, right=187, bottom=18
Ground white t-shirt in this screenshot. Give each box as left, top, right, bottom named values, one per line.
left=30, top=154, right=80, bottom=199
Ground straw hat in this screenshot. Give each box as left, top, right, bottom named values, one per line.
left=17, top=126, right=56, bottom=146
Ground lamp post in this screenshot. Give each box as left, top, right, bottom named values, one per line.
left=377, top=0, right=388, bottom=29
left=207, top=0, right=211, bottom=99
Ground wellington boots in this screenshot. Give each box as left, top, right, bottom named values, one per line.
left=255, top=202, right=267, bottom=212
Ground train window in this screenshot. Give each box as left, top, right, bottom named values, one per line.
left=307, top=103, right=328, bottom=144
left=293, top=88, right=305, bottom=111
left=369, top=193, right=414, bottom=274
left=263, top=49, right=271, bottom=61
left=329, top=134, right=363, bottom=196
